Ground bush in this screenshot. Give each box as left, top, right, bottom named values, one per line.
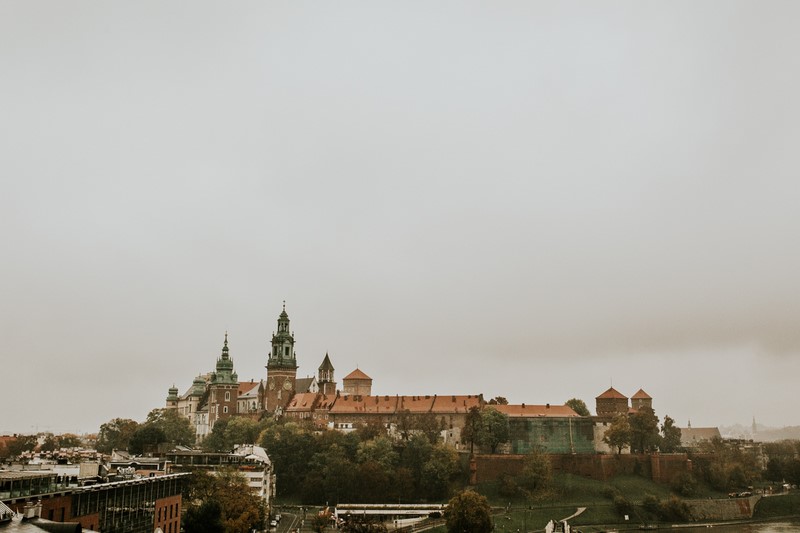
left=600, top=485, right=618, bottom=500
left=659, top=495, right=691, bottom=521
left=671, top=471, right=698, bottom=497
left=613, top=495, right=634, bottom=517
left=497, top=474, right=520, bottom=498
left=642, top=493, right=660, bottom=516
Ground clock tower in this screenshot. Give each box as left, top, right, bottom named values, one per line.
left=266, top=302, right=299, bottom=414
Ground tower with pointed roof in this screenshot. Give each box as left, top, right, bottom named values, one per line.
left=208, top=332, right=239, bottom=428
left=630, top=388, right=652, bottom=411
left=165, top=385, right=179, bottom=409
left=595, top=387, right=629, bottom=417
left=266, top=303, right=299, bottom=414
left=342, top=368, right=372, bottom=396
left=318, top=353, right=336, bottom=395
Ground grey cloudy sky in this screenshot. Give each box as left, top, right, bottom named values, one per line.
left=2, top=2, right=799, bottom=435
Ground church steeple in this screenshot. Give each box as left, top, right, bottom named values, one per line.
left=318, top=352, right=337, bottom=395
left=213, top=331, right=237, bottom=384
left=269, top=303, right=297, bottom=369
left=266, top=303, right=299, bottom=414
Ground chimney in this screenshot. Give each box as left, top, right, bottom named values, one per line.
left=546, top=403, right=550, bottom=409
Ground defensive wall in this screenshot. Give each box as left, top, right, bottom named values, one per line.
left=471, top=453, right=693, bottom=484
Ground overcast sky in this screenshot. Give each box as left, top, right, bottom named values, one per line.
left=2, top=2, right=799, bottom=435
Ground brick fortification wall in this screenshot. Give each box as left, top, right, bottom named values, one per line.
left=687, top=496, right=760, bottom=520
left=473, top=453, right=691, bottom=484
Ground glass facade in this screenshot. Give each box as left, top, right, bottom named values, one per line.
left=72, top=474, right=185, bottom=533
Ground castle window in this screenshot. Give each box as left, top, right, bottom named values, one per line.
left=225, top=391, right=230, bottom=401
left=223, top=406, right=228, bottom=414
left=284, top=346, right=290, bottom=356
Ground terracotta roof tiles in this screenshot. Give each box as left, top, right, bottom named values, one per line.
left=494, top=404, right=580, bottom=417
left=596, top=387, right=628, bottom=400
left=343, top=368, right=372, bottom=381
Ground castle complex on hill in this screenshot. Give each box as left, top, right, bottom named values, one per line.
left=164, top=305, right=660, bottom=453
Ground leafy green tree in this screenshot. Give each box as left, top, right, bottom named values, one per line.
left=660, top=415, right=682, bottom=453
left=694, top=437, right=761, bottom=491
left=565, top=398, right=590, bottom=416
left=143, top=408, right=195, bottom=446
left=461, top=406, right=483, bottom=454
left=400, top=434, right=433, bottom=489
left=4, top=435, right=37, bottom=458
left=356, top=419, right=386, bottom=441
left=39, top=434, right=59, bottom=452
left=202, top=418, right=231, bottom=452
left=603, top=414, right=631, bottom=454
left=259, top=420, right=316, bottom=496
left=477, top=408, right=510, bottom=454
left=224, top=417, right=263, bottom=447
left=444, top=490, right=492, bottom=533
left=214, top=469, right=265, bottom=533
left=183, top=500, right=225, bottom=533
left=129, top=425, right=166, bottom=454
left=395, top=410, right=444, bottom=443
left=421, top=444, right=460, bottom=500
left=488, top=396, right=509, bottom=405
left=519, top=447, right=552, bottom=494
left=356, top=436, right=398, bottom=471
left=96, top=418, right=139, bottom=453
left=184, top=469, right=264, bottom=533
left=629, top=407, right=661, bottom=453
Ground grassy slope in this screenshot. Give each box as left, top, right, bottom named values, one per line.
left=753, top=492, right=800, bottom=519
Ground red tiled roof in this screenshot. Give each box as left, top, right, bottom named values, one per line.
left=631, top=388, right=651, bottom=399
left=343, top=368, right=372, bottom=381
left=430, top=394, right=483, bottom=414
left=397, top=395, right=436, bottom=413
left=329, top=394, right=397, bottom=414
left=286, top=392, right=319, bottom=412
left=596, top=387, right=627, bottom=400
left=238, top=381, right=260, bottom=396
left=494, top=404, right=579, bottom=418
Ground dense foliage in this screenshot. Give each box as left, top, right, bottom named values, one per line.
left=444, top=490, right=493, bottom=533
left=565, top=398, right=590, bottom=417
left=184, top=469, right=264, bottom=533
left=265, top=421, right=464, bottom=504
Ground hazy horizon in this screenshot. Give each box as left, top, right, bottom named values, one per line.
left=2, top=2, right=799, bottom=436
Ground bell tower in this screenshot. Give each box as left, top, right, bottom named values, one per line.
left=266, top=302, right=298, bottom=414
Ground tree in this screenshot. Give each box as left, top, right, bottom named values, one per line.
left=202, top=418, right=231, bottom=452
left=461, top=406, right=483, bottom=454
left=565, top=398, right=590, bottom=417
left=213, top=469, right=265, bottom=533
left=488, top=396, right=509, bottom=405
left=519, top=447, right=552, bottom=494
left=629, top=407, right=661, bottom=454
left=129, top=424, right=166, bottom=454
left=143, top=408, right=195, bottom=446
left=603, top=414, right=632, bottom=455
left=444, top=490, right=492, bottom=533
left=4, top=435, right=37, bottom=458
left=477, top=408, right=510, bottom=454
left=183, top=500, right=225, bottom=533
left=184, top=469, right=264, bottom=533
left=96, top=418, right=139, bottom=453
left=660, top=415, right=682, bottom=453
left=356, top=437, right=398, bottom=472
left=421, top=444, right=460, bottom=500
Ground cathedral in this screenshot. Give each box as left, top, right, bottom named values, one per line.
left=165, top=304, right=344, bottom=441
left=164, top=304, right=625, bottom=455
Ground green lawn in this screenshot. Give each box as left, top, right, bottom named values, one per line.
left=753, top=492, right=800, bottom=519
